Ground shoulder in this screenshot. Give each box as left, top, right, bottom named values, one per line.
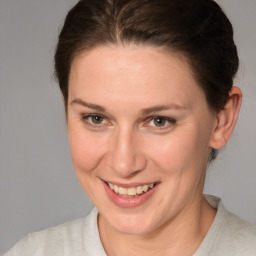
left=3, top=208, right=100, bottom=256
left=225, top=210, right=256, bottom=252
left=199, top=195, right=256, bottom=256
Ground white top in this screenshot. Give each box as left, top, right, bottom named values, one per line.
left=3, top=195, right=256, bottom=256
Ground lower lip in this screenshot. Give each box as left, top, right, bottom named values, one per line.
left=102, top=181, right=159, bottom=208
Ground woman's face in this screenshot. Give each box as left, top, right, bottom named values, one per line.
left=67, top=46, right=217, bottom=235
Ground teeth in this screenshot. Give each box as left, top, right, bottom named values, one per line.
left=136, top=186, right=143, bottom=194
left=107, top=182, right=155, bottom=197
left=118, top=187, right=127, bottom=195
left=127, top=187, right=136, bottom=196
left=114, top=185, right=119, bottom=193
left=143, top=185, right=149, bottom=192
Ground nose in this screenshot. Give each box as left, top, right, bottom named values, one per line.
left=109, top=127, right=147, bottom=178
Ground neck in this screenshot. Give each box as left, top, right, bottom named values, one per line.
left=98, top=195, right=216, bottom=256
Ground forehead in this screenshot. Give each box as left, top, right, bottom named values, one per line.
left=68, top=46, right=207, bottom=109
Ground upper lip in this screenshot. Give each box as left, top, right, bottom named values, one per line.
left=101, top=178, right=160, bottom=188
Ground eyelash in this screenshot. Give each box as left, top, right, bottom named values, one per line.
left=81, top=114, right=107, bottom=128
left=80, top=114, right=176, bottom=130
left=145, top=116, right=177, bottom=129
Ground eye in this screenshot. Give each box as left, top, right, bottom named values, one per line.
left=152, top=117, right=168, bottom=127
left=90, top=115, right=104, bottom=124
left=81, top=114, right=107, bottom=126
left=147, top=116, right=176, bottom=128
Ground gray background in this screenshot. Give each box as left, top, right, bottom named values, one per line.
left=0, top=0, right=255, bottom=254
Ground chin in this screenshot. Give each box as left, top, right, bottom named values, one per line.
left=106, top=211, right=158, bottom=236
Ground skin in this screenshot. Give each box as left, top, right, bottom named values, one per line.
left=67, top=46, right=242, bottom=256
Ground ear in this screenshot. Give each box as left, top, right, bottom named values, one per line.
left=209, top=86, right=242, bottom=149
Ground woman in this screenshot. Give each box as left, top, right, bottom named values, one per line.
left=4, top=0, right=256, bottom=255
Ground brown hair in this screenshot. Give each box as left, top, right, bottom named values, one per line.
left=54, top=0, right=239, bottom=160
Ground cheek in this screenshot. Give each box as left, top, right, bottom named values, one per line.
left=147, top=126, right=210, bottom=175
left=68, top=126, right=107, bottom=174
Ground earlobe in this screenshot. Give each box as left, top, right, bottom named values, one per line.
left=209, top=86, right=242, bottom=149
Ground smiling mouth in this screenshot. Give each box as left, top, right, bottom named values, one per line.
left=106, top=182, right=158, bottom=198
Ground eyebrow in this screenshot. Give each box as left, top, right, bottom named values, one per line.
left=71, top=98, right=187, bottom=115
left=140, top=104, right=187, bottom=115
left=70, top=98, right=106, bottom=112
